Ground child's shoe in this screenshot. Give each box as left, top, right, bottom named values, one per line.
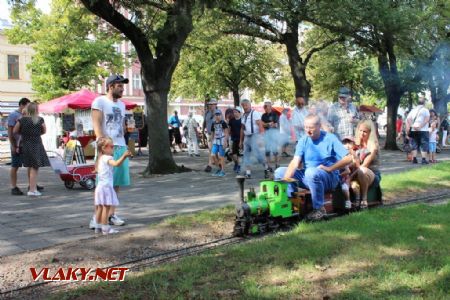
left=345, top=200, right=352, bottom=209
left=102, top=226, right=119, bottom=235
left=217, top=170, right=226, bottom=177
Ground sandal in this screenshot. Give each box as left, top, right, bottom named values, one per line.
left=360, top=200, right=368, bottom=210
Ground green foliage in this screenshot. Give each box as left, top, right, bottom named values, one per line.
left=171, top=16, right=279, bottom=103
left=6, top=0, right=125, bottom=100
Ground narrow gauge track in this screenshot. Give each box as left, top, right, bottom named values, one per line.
left=1, top=191, right=448, bottom=299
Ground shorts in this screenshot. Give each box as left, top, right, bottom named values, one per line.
left=410, top=131, right=429, bottom=152
left=171, top=128, right=182, bottom=144
left=231, top=140, right=240, bottom=155
left=211, top=144, right=225, bottom=157
left=113, top=146, right=130, bottom=187
left=429, top=142, right=436, bottom=153
left=11, top=151, right=23, bottom=168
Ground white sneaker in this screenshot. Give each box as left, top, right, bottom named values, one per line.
left=345, top=200, right=352, bottom=209
left=102, top=227, right=119, bottom=235
left=89, top=216, right=97, bottom=229
left=27, top=191, right=42, bottom=197
left=109, top=215, right=125, bottom=226
left=94, top=227, right=102, bottom=234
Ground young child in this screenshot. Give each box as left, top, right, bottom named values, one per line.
left=341, top=137, right=356, bottom=209
left=429, top=110, right=439, bottom=163
left=210, top=109, right=229, bottom=177
left=95, top=137, right=132, bottom=235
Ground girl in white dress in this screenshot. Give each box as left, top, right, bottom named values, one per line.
left=95, top=137, right=131, bottom=235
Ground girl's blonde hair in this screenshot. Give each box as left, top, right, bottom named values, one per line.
left=355, top=120, right=379, bottom=150
left=25, top=102, right=39, bottom=124
left=95, top=137, right=114, bottom=172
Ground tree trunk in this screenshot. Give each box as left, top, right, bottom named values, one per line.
left=377, top=51, right=402, bottom=150
left=232, top=88, right=240, bottom=107
left=283, top=27, right=311, bottom=102
left=143, top=89, right=180, bottom=175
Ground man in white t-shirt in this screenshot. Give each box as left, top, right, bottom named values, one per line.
left=406, top=97, right=430, bottom=164
left=239, top=99, right=266, bottom=178
left=90, top=74, right=130, bottom=229
left=291, top=96, right=309, bottom=142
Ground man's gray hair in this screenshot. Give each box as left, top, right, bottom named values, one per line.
left=304, top=113, right=321, bottom=125
left=240, top=99, right=251, bottom=105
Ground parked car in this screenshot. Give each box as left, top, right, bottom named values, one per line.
left=0, top=126, right=8, bottom=141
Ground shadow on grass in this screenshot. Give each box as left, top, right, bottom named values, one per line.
left=52, top=202, right=450, bottom=300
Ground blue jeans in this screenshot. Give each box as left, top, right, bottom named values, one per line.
left=274, top=167, right=340, bottom=209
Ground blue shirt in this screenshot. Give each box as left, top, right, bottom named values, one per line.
left=294, top=131, right=348, bottom=169
left=168, top=115, right=181, bottom=128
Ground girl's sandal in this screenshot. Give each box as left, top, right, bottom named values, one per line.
left=360, top=200, right=368, bottom=210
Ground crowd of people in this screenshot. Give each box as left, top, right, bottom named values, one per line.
left=6, top=77, right=449, bottom=226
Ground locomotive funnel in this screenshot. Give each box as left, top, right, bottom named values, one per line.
left=236, top=175, right=246, bottom=203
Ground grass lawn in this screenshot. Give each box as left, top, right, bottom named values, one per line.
left=60, top=202, right=449, bottom=299
left=381, top=161, right=450, bottom=198
left=55, top=163, right=449, bottom=299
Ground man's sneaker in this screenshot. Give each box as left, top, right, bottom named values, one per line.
left=217, top=170, right=226, bottom=177
left=109, top=215, right=125, bottom=226
left=204, top=165, right=212, bottom=172
left=345, top=200, right=352, bottom=209
left=412, top=157, right=418, bottom=164
left=421, top=158, right=429, bottom=165
left=102, top=227, right=119, bottom=235
left=11, top=187, right=24, bottom=195
left=89, top=216, right=97, bottom=230
left=27, top=190, right=42, bottom=197
left=306, top=207, right=326, bottom=221
left=195, top=154, right=201, bottom=157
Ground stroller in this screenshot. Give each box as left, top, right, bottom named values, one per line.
left=47, top=140, right=96, bottom=190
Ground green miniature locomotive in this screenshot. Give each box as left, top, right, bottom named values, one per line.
left=233, top=176, right=382, bottom=236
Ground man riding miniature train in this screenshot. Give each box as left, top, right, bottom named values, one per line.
left=274, top=114, right=352, bottom=221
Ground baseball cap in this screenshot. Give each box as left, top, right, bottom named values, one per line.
left=263, top=100, right=272, bottom=105
left=214, top=109, right=222, bottom=115
left=338, top=86, right=350, bottom=98
left=208, top=98, right=218, bottom=105
left=106, top=74, right=129, bottom=87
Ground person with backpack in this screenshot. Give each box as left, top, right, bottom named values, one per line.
left=405, top=97, right=430, bottom=164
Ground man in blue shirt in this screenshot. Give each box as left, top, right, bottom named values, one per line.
left=274, top=114, right=352, bottom=221
left=168, top=110, right=183, bottom=152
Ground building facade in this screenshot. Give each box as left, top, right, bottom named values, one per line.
left=0, top=19, right=35, bottom=119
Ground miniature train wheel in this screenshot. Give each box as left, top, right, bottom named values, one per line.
left=84, top=178, right=96, bottom=190
left=64, top=181, right=75, bottom=189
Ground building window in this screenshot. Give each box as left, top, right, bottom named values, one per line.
left=133, top=73, right=142, bottom=90
left=8, top=55, right=19, bottom=79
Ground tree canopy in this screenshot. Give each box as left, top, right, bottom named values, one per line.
left=7, top=0, right=124, bottom=100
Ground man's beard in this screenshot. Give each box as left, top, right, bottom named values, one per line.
left=112, top=90, right=123, bottom=99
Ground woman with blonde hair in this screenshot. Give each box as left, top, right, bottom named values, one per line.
left=350, top=119, right=381, bottom=209
left=13, top=102, right=50, bottom=196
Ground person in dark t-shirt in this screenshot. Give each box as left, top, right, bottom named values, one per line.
left=228, top=107, right=242, bottom=173
left=261, top=100, right=280, bottom=178
left=210, top=110, right=229, bottom=177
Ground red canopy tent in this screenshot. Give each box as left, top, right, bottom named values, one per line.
left=39, top=89, right=137, bottom=114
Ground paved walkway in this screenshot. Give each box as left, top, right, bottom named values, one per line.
left=0, top=147, right=449, bottom=257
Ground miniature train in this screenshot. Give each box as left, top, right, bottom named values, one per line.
left=232, top=176, right=382, bottom=236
